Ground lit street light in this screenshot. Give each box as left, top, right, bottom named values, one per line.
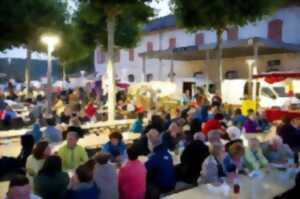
left=41, top=34, right=59, bottom=117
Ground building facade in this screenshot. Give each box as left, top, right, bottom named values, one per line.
left=94, top=6, right=300, bottom=91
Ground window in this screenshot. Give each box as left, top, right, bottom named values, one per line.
left=225, top=70, right=239, bottom=79
left=169, top=38, right=176, bottom=49
left=147, top=42, right=153, bottom=52
left=267, top=59, right=280, bottom=72
left=261, top=87, right=276, bottom=99
left=195, top=33, right=204, bottom=46
left=268, top=19, right=283, bottom=42
left=114, top=49, right=120, bottom=62
left=146, top=73, right=153, bottom=82
left=128, top=74, right=135, bottom=82
left=273, top=87, right=288, bottom=97
left=227, top=27, right=238, bottom=41
left=129, top=49, right=134, bottom=61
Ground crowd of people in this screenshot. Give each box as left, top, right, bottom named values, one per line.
left=1, top=82, right=300, bottom=199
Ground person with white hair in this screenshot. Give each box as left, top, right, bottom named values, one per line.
left=199, top=143, right=226, bottom=185
left=262, top=136, right=294, bottom=164
left=227, top=126, right=241, bottom=141
left=207, top=130, right=222, bottom=146
left=161, top=122, right=182, bottom=151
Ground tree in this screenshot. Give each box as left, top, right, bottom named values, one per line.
left=171, top=0, right=281, bottom=95
left=77, top=0, right=154, bottom=121
left=9, top=0, right=68, bottom=95
left=54, top=23, right=93, bottom=81
left=0, top=0, right=27, bottom=50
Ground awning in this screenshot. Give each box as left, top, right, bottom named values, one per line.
left=139, top=37, right=300, bottom=61
left=253, top=71, right=300, bottom=84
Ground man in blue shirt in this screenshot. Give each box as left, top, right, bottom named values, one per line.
left=145, top=129, right=176, bottom=197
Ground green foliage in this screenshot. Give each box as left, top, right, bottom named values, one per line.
left=171, top=0, right=282, bottom=32
left=0, top=0, right=68, bottom=51
left=76, top=0, right=154, bottom=50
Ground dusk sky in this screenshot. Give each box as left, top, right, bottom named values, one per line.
left=0, top=0, right=171, bottom=60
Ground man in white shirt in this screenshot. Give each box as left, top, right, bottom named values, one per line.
left=4, top=175, right=41, bottom=199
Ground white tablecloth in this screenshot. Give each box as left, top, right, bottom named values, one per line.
left=163, top=169, right=297, bottom=199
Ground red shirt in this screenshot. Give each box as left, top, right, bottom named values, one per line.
left=118, top=160, right=146, bottom=199
left=203, top=119, right=221, bottom=136
left=85, top=103, right=96, bottom=118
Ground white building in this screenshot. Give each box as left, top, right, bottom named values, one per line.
left=94, top=6, right=300, bottom=93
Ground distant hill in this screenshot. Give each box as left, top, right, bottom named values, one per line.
left=0, top=58, right=61, bottom=82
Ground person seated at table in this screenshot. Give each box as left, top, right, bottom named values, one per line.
left=274, top=171, right=300, bottom=199
left=257, top=111, right=270, bottom=132
left=277, top=116, right=300, bottom=152
left=202, top=114, right=223, bottom=137
left=26, top=141, right=51, bottom=185
left=161, top=111, right=172, bottom=131
left=231, top=108, right=246, bottom=129
left=244, top=138, right=268, bottom=171
left=5, top=175, right=41, bottom=199
left=18, top=134, right=35, bottom=167
left=59, top=106, right=71, bottom=124
left=43, top=118, right=62, bottom=143
left=262, top=136, right=294, bottom=165
left=65, top=162, right=99, bottom=199
left=145, top=129, right=176, bottom=198
left=28, top=123, right=42, bottom=144
left=176, top=132, right=209, bottom=184
left=130, top=112, right=144, bottom=133
left=84, top=99, right=96, bottom=119
left=207, top=104, right=221, bottom=120
left=223, top=142, right=248, bottom=174
left=142, top=114, right=164, bottom=135
left=161, top=121, right=183, bottom=151
left=52, top=95, right=65, bottom=116
left=192, top=105, right=209, bottom=123
left=207, top=130, right=222, bottom=146
left=58, top=131, right=88, bottom=170
left=34, top=155, right=69, bottom=199
left=94, top=152, right=118, bottom=199
left=119, top=146, right=146, bottom=199
left=243, top=109, right=262, bottom=133
left=199, top=143, right=226, bottom=185
left=225, top=126, right=243, bottom=151
left=102, top=131, right=126, bottom=162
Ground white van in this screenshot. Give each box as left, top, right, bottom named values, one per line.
left=221, top=79, right=300, bottom=110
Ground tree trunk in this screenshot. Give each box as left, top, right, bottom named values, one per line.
left=107, top=15, right=116, bottom=122
left=216, top=29, right=223, bottom=97
left=25, top=47, right=32, bottom=97
left=63, top=64, right=66, bottom=82
left=46, top=46, right=53, bottom=117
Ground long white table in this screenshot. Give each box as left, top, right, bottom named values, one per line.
left=52, top=131, right=141, bottom=151
left=163, top=169, right=297, bottom=199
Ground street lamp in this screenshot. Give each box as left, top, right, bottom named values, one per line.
left=41, top=34, right=59, bottom=117
left=246, top=58, right=256, bottom=101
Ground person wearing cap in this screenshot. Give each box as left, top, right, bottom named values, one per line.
left=58, top=131, right=88, bottom=170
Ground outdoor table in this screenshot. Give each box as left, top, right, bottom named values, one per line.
left=52, top=132, right=141, bottom=152
left=163, top=169, right=297, bottom=199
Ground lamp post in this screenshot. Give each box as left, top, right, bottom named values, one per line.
left=246, top=59, right=256, bottom=101
left=41, top=35, right=59, bottom=117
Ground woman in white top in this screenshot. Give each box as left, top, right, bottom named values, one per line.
left=26, top=141, right=51, bottom=185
